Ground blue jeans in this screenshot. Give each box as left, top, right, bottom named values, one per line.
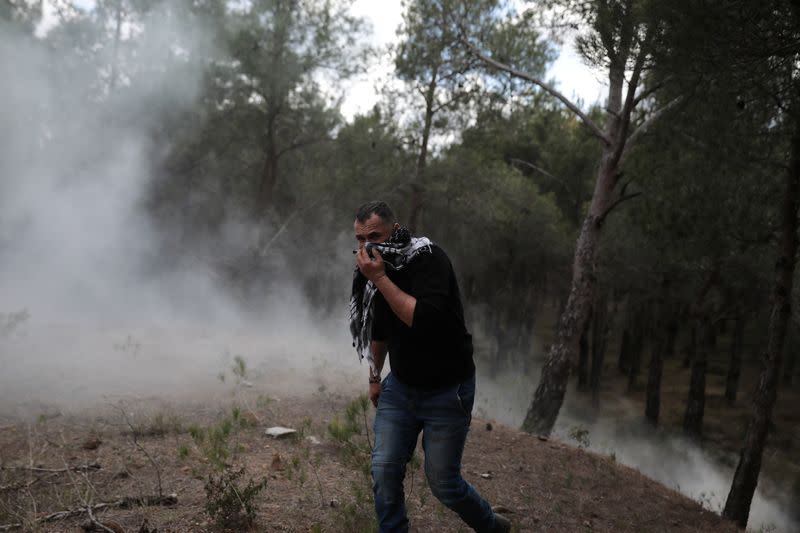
left=371, top=372, right=497, bottom=532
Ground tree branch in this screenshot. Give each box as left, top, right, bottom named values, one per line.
left=597, top=192, right=642, bottom=226
left=1, top=462, right=101, bottom=474
left=0, top=495, right=178, bottom=531
left=633, top=76, right=672, bottom=108
left=509, top=158, right=576, bottom=198
left=623, top=96, right=683, bottom=156
left=460, top=36, right=612, bottom=146
left=621, top=36, right=650, bottom=124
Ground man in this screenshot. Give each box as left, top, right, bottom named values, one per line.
left=349, top=201, right=511, bottom=533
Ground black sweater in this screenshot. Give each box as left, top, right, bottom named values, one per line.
left=371, top=244, right=475, bottom=389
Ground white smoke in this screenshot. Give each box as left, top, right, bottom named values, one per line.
left=475, top=367, right=798, bottom=533
left=0, top=3, right=362, bottom=415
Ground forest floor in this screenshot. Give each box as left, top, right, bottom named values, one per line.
left=0, top=388, right=744, bottom=533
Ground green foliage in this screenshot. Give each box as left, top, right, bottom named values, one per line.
left=127, top=409, right=183, bottom=438
left=177, top=444, right=190, bottom=460
left=231, top=355, right=247, bottom=381
left=327, top=395, right=377, bottom=532
left=568, top=426, right=591, bottom=448
left=204, top=466, right=268, bottom=531
left=189, top=406, right=252, bottom=470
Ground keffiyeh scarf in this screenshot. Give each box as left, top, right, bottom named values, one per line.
left=348, top=227, right=432, bottom=374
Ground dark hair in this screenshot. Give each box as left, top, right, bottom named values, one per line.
left=355, top=201, right=396, bottom=224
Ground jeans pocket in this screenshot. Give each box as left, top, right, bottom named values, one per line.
left=456, top=383, right=474, bottom=418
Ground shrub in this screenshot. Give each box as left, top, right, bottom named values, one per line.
left=204, top=466, right=267, bottom=530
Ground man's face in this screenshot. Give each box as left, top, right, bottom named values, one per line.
left=354, top=214, right=396, bottom=250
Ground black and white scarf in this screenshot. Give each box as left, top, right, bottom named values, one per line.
left=348, top=228, right=432, bottom=374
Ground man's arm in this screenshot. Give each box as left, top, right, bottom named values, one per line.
left=356, top=248, right=416, bottom=327
left=373, top=275, right=415, bottom=327
left=368, top=340, right=388, bottom=407
left=370, top=340, right=388, bottom=379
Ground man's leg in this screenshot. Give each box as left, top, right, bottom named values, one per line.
left=372, top=373, right=421, bottom=533
left=420, top=374, right=501, bottom=533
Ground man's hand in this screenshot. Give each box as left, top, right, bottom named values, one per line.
left=356, top=247, right=386, bottom=283
left=369, top=382, right=381, bottom=407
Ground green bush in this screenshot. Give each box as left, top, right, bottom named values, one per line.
left=204, top=466, right=267, bottom=530
left=327, top=394, right=377, bottom=532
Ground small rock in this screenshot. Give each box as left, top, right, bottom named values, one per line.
left=306, top=435, right=321, bottom=445
left=584, top=520, right=592, bottom=528
left=537, top=435, right=548, bottom=441
left=485, top=422, right=493, bottom=431
left=480, top=472, right=492, bottom=479
left=265, top=426, right=297, bottom=439
left=329, top=499, right=338, bottom=508
left=271, top=452, right=284, bottom=471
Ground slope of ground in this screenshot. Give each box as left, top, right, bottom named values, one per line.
left=0, top=390, right=743, bottom=533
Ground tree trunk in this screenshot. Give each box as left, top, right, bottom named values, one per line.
left=664, top=313, right=678, bottom=359
left=645, top=335, right=664, bottom=425
left=408, top=71, right=438, bottom=233
left=725, top=315, right=745, bottom=405
left=783, top=325, right=797, bottom=387
left=256, top=118, right=279, bottom=218
left=520, top=154, right=618, bottom=435
left=683, top=319, right=710, bottom=441
left=627, top=308, right=646, bottom=393
left=578, top=304, right=593, bottom=390
left=590, top=291, right=609, bottom=406
left=723, top=111, right=800, bottom=528
left=683, top=325, right=697, bottom=369
left=618, top=318, right=632, bottom=374
left=646, top=280, right=670, bottom=425
left=518, top=20, right=646, bottom=436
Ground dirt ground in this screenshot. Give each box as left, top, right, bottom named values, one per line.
left=0, top=388, right=744, bottom=533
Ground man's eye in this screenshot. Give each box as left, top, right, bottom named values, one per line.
left=356, top=237, right=365, bottom=242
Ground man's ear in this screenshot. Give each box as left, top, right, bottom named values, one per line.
left=393, top=223, right=400, bottom=231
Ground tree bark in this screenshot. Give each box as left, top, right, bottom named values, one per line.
left=723, top=111, right=800, bottom=528
left=578, top=303, right=593, bottom=390
left=683, top=318, right=710, bottom=441
left=683, top=325, right=697, bottom=369
left=627, top=307, right=646, bottom=393
left=500, top=10, right=659, bottom=436
left=618, top=311, right=632, bottom=374
left=645, top=335, right=664, bottom=425
left=783, top=325, right=797, bottom=387
left=664, top=313, right=679, bottom=359
left=256, top=112, right=279, bottom=217
left=590, top=291, right=609, bottom=406
left=646, top=280, right=670, bottom=425
left=408, top=68, right=438, bottom=233
left=520, top=157, right=617, bottom=434
left=725, top=315, right=745, bottom=405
